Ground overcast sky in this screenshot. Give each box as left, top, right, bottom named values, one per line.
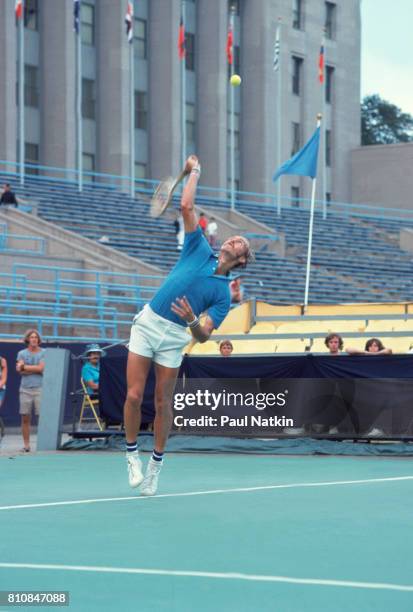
left=361, top=0, right=413, bottom=115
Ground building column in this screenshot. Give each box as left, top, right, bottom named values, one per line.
left=40, top=0, right=76, bottom=174
left=0, top=0, right=17, bottom=170
left=148, top=0, right=181, bottom=180
left=196, top=0, right=227, bottom=190
left=241, top=1, right=276, bottom=195
left=96, top=0, right=130, bottom=179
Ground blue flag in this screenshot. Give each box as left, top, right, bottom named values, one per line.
left=273, top=126, right=320, bottom=181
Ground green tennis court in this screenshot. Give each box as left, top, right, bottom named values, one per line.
left=1, top=452, right=413, bottom=611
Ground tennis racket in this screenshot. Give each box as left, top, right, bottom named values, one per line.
left=150, top=169, right=188, bottom=218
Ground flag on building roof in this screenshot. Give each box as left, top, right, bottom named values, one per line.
left=226, top=23, right=233, bottom=65
left=273, top=127, right=320, bottom=181
left=73, top=0, right=80, bottom=34
left=273, top=24, right=280, bottom=72
left=15, top=0, right=23, bottom=20
left=125, top=1, right=133, bottom=43
left=318, top=44, right=325, bottom=83
left=178, top=16, right=185, bottom=60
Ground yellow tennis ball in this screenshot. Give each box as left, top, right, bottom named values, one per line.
left=230, top=74, right=241, bottom=87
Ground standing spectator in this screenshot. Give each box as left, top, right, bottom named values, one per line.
left=16, top=329, right=45, bottom=453
left=0, top=354, right=7, bottom=440
left=173, top=214, right=184, bottom=251
left=219, top=340, right=233, bottom=357
left=0, top=183, right=18, bottom=207
left=206, top=217, right=218, bottom=247
left=81, top=344, right=105, bottom=397
left=198, top=212, right=208, bottom=235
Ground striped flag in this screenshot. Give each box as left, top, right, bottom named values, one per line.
left=318, top=44, right=325, bottom=83
left=73, top=0, right=80, bottom=34
left=125, top=1, right=133, bottom=43
left=226, top=23, right=233, bottom=65
left=178, top=16, right=185, bottom=60
left=273, top=24, right=280, bottom=72
left=15, top=0, right=23, bottom=20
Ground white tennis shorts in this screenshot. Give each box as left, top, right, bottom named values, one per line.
left=128, top=304, right=192, bottom=368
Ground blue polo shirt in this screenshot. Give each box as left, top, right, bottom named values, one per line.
left=81, top=362, right=100, bottom=395
left=150, top=227, right=231, bottom=328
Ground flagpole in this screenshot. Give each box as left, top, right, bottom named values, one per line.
left=304, top=114, right=322, bottom=312
left=18, top=2, right=25, bottom=186
left=181, top=1, right=187, bottom=169
left=321, top=31, right=327, bottom=220
left=276, top=19, right=282, bottom=216
left=129, top=38, right=135, bottom=198
left=229, top=6, right=235, bottom=211
left=76, top=14, right=83, bottom=192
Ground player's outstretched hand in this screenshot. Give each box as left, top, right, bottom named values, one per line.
left=184, top=155, right=199, bottom=175
left=171, top=296, right=196, bottom=324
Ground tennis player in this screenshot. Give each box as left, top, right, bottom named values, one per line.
left=124, top=155, right=253, bottom=495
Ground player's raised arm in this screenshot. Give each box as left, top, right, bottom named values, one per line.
left=181, top=155, right=201, bottom=233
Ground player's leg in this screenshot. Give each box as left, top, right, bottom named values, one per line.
left=140, top=363, right=180, bottom=496
left=123, top=352, right=152, bottom=487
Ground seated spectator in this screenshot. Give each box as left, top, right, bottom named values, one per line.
left=198, top=212, right=208, bottom=235
left=346, top=337, right=392, bottom=355
left=0, top=183, right=18, bottom=207
left=324, top=333, right=344, bottom=355
left=219, top=340, right=233, bottom=357
left=206, top=217, right=218, bottom=247
left=81, top=344, right=105, bottom=397
left=230, top=278, right=244, bottom=304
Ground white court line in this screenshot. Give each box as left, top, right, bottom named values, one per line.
left=0, top=475, right=412, bottom=512
left=0, top=562, right=412, bottom=593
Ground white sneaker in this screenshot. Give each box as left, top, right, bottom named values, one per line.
left=140, top=458, right=162, bottom=496
left=126, top=451, right=144, bottom=488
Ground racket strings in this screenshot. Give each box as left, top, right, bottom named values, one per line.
left=150, top=177, right=175, bottom=218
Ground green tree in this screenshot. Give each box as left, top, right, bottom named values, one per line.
left=361, top=94, right=413, bottom=145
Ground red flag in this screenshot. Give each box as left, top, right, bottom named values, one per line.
left=318, top=45, right=325, bottom=83
left=178, top=17, right=185, bottom=60
left=226, top=24, right=233, bottom=65
left=15, top=0, right=23, bottom=20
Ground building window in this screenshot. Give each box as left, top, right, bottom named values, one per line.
left=81, top=3, right=94, bottom=45
left=134, top=18, right=147, bottom=59
left=228, top=1, right=240, bottom=16
left=291, top=122, right=301, bottom=155
left=227, top=177, right=240, bottom=192
left=24, top=0, right=38, bottom=30
left=185, top=32, right=195, bottom=71
left=82, top=153, right=95, bottom=180
left=135, top=163, right=147, bottom=179
left=186, top=103, right=196, bottom=146
left=292, top=56, right=303, bottom=95
left=135, top=91, right=147, bottom=130
left=82, top=78, right=95, bottom=119
left=291, top=186, right=300, bottom=207
left=292, top=0, right=303, bottom=30
left=227, top=112, right=240, bottom=150
left=24, top=65, right=39, bottom=108
left=325, top=2, right=336, bottom=40
left=25, top=142, right=39, bottom=175
left=326, top=66, right=334, bottom=103
left=326, top=129, right=332, bottom=166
